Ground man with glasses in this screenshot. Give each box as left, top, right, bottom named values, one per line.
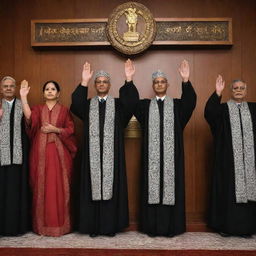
left=0, top=76, right=30, bottom=235
left=205, top=75, right=256, bottom=237
left=134, top=60, right=196, bottom=237
left=71, top=59, right=139, bottom=237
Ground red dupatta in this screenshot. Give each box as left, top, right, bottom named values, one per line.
left=33, top=103, right=72, bottom=236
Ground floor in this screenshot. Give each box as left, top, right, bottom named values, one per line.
left=0, top=231, right=255, bottom=250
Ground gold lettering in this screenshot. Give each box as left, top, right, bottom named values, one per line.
left=212, top=25, right=223, bottom=34
left=186, top=25, right=192, bottom=33
left=195, top=27, right=208, bottom=35
left=166, top=26, right=182, bottom=33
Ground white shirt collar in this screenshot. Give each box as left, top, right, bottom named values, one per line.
left=98, top=95, right=108, bottom=101
left=4, top=98, right=15, bottom=105
left=156, top=95, right=166, bottom=101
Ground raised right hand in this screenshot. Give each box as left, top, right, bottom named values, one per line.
left=20, top=80, right=30, bottom=97
left=178, top=60, right=190, bottom=82
left=125, top=59, right=135, bottom=82
left=215, top=75, right=225, bottom=96
left=81, top=62, right=94, bottom=86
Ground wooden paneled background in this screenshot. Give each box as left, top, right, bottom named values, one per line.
left=1, top=0, right=256, bottom=231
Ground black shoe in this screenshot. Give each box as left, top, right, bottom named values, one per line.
left=105, top=233, right=116, bottom=237
left=240, top=234, right=252, bottom=238
left=89, top=233, right=98, bottom=238
left=218, top=232, right=230, bottom=237
left=147, top=233, right=156, bottom=237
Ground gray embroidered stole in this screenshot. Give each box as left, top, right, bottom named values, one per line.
left=227, top=100, right=256, bottom=203
left=0, top=99, right=23, bottom=166
left=89, top=96, right=115, bottom=200
left=148, top=97, right=175, bottom=205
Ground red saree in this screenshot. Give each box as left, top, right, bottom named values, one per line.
left=27, top=103, right=77, bottom=236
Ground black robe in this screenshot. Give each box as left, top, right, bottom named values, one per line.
left=135, top=81, right=196, bottom=236
left=71, top=81, right=139, bottom=235
left=0, top=98, right=30, bottom=236
left=204, top=92, right=256, bottom=236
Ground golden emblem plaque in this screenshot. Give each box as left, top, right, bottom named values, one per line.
left=107, top=2, right=156, bottom=55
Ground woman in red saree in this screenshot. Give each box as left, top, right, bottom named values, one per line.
left=20, top=80, right=77, bottom=236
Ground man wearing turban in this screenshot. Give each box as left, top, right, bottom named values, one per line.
left=135, top=60, right=196, bottom=237
left=71, top=59, right=139, bottom=237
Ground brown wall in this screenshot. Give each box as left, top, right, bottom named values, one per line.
left=1, top=0, right=256, bottom=231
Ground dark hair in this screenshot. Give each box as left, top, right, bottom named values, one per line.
left=42, top=80, right=60, bottom=92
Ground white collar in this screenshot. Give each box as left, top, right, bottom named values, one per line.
left=98, top=95, right=108, bottom=101
left=4, top=98, right=15, bottom=105
left=156, top=95, right=166, bottom=101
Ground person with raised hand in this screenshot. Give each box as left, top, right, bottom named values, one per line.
left=205, top=75, right=256, bottom=237
left=20, top=79, right=77, bottom=237
left=71, top=59, right=139, bottom=237
left=135, top=60, right=196, bottom=237
left=0, top=76, right=30, bottom=236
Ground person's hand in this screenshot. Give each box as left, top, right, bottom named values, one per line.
left=41, top=122, right=60, bottom=134
left=125, top=59, right=135, bottom=82
left=20, top=80, right=30, bottom=98
left=215, top=74, right=225, bottom=96
left=178, top=60, right=189, bottom=82
left=81, top=62, right=93, bottom=86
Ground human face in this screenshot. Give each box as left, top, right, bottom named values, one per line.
left=231, top=81, right=247, bottom=102
left=43, top=82, right=60, bottom=101
left=1, top=79, right=16, bottom=100
left=94, top=76, right=111, bottom=96
left=152, top=77, right=169, bottom=97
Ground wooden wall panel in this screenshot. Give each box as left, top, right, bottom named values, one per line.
left=0, top=0, right=14, bottom=78
left=241, top=1, right=256, bottom=100
left=13, top=0, right=42, bottom=105
left=1, top=0, right=256, bottom=232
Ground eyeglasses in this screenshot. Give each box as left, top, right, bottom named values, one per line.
left=232, top=86, right=246, bottom=91
left=153, top=80, right=167, bottom=85
left=2, top=84, right=15, bottom=89
left=95, top=80, right=109, bottom=85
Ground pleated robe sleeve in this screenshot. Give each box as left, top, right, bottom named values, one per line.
left=119, top=80, right=139, bottom=128
left=204, top=92, right=222, bottom=135
left=70, top=85, right=88, bottom=120
left=176, top=81, right=197, bottom=129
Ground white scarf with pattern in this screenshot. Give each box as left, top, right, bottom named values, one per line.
left=0, top=99, right=23, bottom=166
left=148, top=96, right=175, bottom=205
left=89, top=96, right=115, bottom=201
left=227, top=100, right=256, bottom=203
